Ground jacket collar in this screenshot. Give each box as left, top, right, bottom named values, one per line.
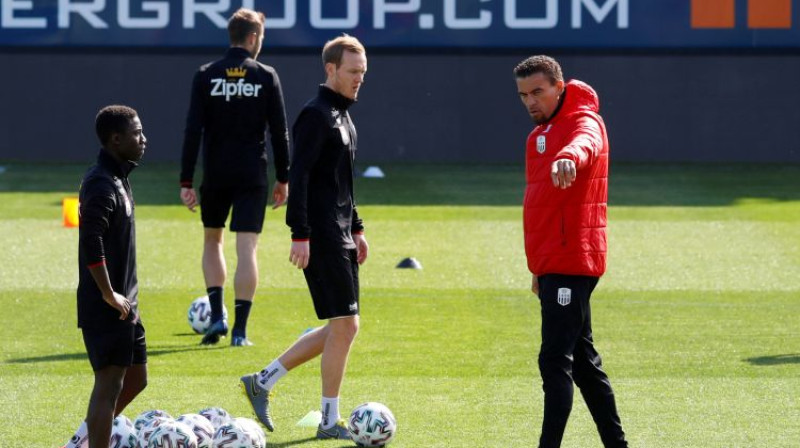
left=319, top=85, right=355, bottom=111
left=542, top=88, right=567, bottom=125
left=543, top=80, right=600, bottom=125
left=226, top=46, right=253, bottom=59
left=98, top=148, right=137, bottom=178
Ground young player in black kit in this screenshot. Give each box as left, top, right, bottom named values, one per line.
left=179, top=8, right=290, bottom=346
left=240, top=34, right=369, bottom=440
left=62, top=105, right=148, bottom=448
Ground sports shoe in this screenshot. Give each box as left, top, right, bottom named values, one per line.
left=231, top=336, right=253, bottom=347
left=240, top=373, right=274, bottom=432
left=201, top=319, right=228, bottom=345
left=316, top=419, right=352, bottom=440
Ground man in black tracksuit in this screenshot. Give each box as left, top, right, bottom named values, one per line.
left=240, top=35, right=369, bottom=440
left=179, top=8, right=290, bottom=346
left=63, top=105, right=148, bottom=448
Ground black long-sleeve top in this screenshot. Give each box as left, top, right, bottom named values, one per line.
left=78, top=149, right=139, bottom=329
left=180, top=47, right=290, bottom=188
left=286, top=85, right=364, bottom=248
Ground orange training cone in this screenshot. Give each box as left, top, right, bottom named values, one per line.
left=63, top=197, right=79, bottom=227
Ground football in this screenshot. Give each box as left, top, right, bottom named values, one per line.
left=347, top=402, right=397, bottom=447
left=198, top=406, right=232, bottom=430
left=110, top=414, right=137, bottom=448
left=176, top=413, right=215, bottom=448
left=188, top=296, right=228, bottom=334
left=147, top=420, right=198, bottom=448
left=235, top=417, right=266, bottom=448
left=133, top=410, right=173, bottom=432
left=136, top=416, right=173, bottom=448
left=212, top=421, right=253, bottom=448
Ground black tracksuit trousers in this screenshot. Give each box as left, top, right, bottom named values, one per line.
left=537, top=274, right=628, bottom=448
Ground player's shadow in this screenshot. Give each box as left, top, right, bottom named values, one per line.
left=5, top=345, right=226, bottom=364
left=265, top=437, right=325, bottom=447
left=6, top=163, right=800, bottom=207
left=744, top=354, right=800, bottom=366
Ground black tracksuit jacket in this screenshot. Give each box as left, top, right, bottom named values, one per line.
left=180, top=47, right=290, bottom=189
left=77, top=149, right=139, bottom=329
left=286, top=85, right=364, bottom=249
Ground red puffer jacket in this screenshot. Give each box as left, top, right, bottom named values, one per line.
left=523, top=79, right=608, bottom=277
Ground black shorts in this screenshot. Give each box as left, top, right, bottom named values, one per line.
left=200, top=184, right=269, bottom=233
left=82, top=321, right=147, bottom=371
left=303, top=245, right=360, bottom=320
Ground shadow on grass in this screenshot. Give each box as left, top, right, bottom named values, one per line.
left=266, top=437, right=334, bottom=447
left=5, top=345, right=226, bottom=364
left=745, top=354, right=800, bottom=366
left=2, top=162, right=799, bottom=207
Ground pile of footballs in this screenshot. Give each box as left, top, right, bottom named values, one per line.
left=109, top=406, right=265, bottom=448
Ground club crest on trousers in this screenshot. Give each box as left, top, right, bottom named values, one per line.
left=557, top=288, right=571, bottom=306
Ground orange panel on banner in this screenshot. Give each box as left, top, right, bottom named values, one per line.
left=691, top=0, right=735, bottom=28
left=749, top=0, right=792, bottom=28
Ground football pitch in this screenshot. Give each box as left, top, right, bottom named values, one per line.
left=1, top=162, right=799, bottom=447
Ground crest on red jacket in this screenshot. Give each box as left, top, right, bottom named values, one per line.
left=536, top=135, right=546, bottom=154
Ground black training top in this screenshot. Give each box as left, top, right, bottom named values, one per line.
left=180, top=47, right=290, bottom=189
left=77, top=149, right=139, bottom=329
left=286, top=85, right=365, bottom=248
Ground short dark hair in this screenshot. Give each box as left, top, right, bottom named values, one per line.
left=513, top=55, right=563, bottom=84
left=322, top=34, right=365, bottom=68
left=228, top=8, right=265, bottom=45
left=95, top=105, right=138, bottom=146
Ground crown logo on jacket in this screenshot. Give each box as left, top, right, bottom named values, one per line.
left=226, top=67, right=247, bottom=78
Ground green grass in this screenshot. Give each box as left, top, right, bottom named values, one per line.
left=0, top=162, right=799, bottom=447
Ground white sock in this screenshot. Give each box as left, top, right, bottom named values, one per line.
left=321, top=396, right=340, bottom=429
left=256, top=360, right=287, bottom=391
left=65, top=422, right=88, bottom=448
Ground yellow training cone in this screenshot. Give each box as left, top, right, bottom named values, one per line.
left=63, top=197, right=79, bottom=227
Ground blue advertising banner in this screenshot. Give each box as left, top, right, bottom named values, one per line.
left=0, top=0, right=798, bottom=48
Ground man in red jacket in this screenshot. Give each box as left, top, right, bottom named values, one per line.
left=515, top=55, right=628, bottom=448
